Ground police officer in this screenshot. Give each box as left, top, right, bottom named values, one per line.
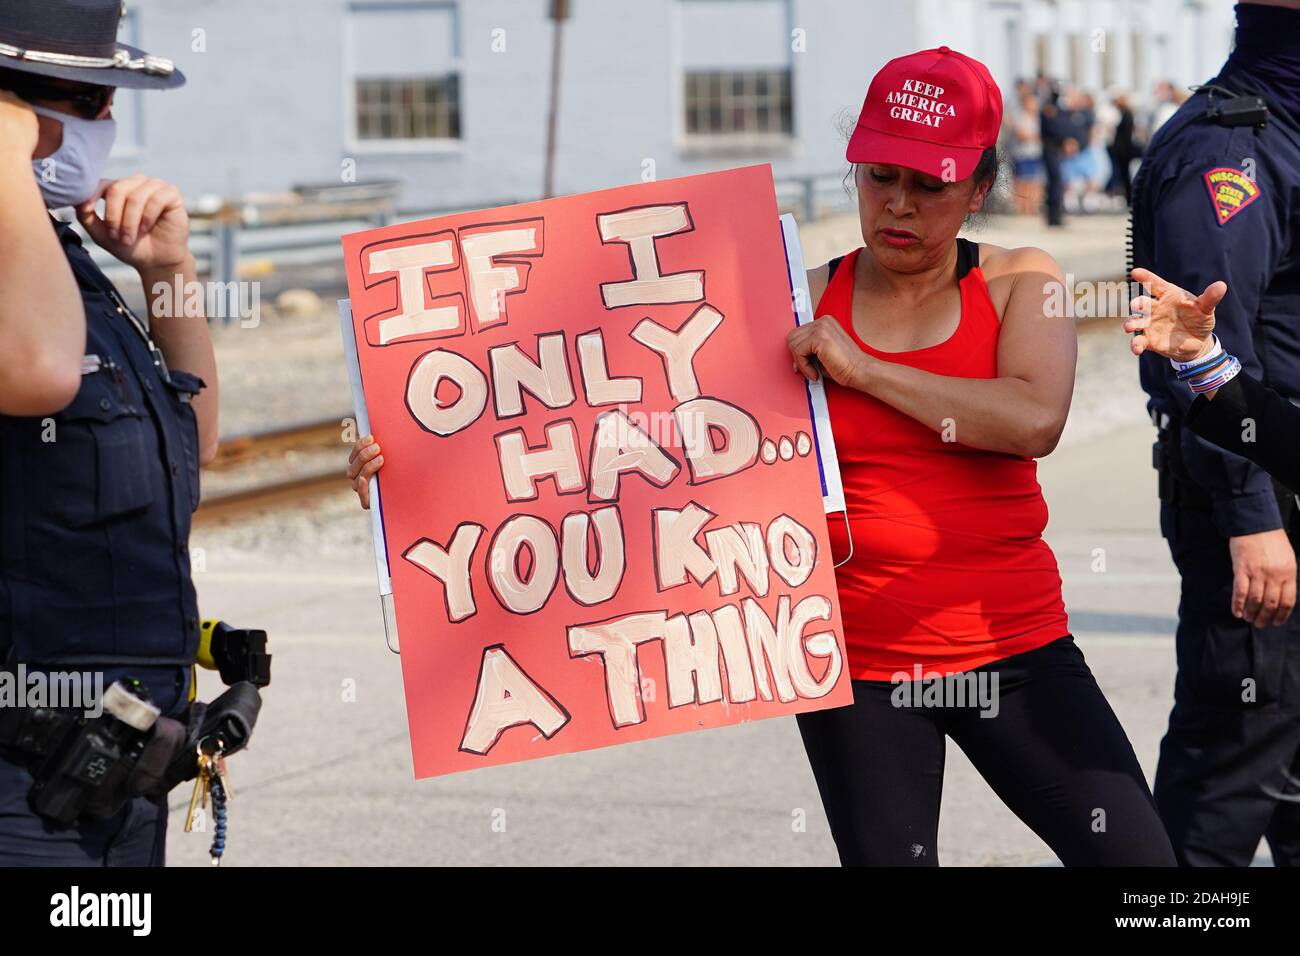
left=0, top=1, right=218, bottom=865
left=1131, top=0, right=1300, bottom=866
left=1039, top=86, right=1071, bottom=227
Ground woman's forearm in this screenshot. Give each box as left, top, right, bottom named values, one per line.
left=141, top=256, right=220, bottom=464
left=0, top=153, right=85, bottom=414
left=857, top=358, right=1066, bottom=458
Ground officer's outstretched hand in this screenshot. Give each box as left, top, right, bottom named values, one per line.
left=1125, top=267, right=1226, bottom=363
left=348, top=435, right=384, bottom=510
left=75, top=175, right=191, bottom=273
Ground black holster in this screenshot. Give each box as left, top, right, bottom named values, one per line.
left=158, top=682, right=263, bottom=793
left=1, top=681, right=263, bottom=822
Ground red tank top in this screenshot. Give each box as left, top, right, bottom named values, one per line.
left=821, top=243, right=1069, bottom=681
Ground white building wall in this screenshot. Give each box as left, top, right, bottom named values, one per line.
left=104, top=0, right=1242, bottom=211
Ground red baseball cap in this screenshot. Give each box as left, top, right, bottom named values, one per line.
left=846, top=46, right=1003, bottom=181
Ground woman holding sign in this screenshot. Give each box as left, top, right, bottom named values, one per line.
left=786, top=47, right=1175, bottom=866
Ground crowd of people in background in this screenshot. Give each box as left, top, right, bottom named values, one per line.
left=1002, top=74, right=1189, bottom=225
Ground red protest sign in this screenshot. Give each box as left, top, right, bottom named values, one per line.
left=342, top=164, right=850, bottom=778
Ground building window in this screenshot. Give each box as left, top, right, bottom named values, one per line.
left=346, top=1, right=461, bottom=145
left=684, top=69, right=792, bottom=137
left=355, top=75, right=461, bottom=140
left=677, top=0, right=793, bottom=149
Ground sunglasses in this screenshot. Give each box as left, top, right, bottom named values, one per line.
left=7, top=79, right=115, bottom=120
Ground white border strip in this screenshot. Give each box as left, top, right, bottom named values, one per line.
left=779, top=214, right=846, bottom=514
left=338, top=298, right=400, bottom=653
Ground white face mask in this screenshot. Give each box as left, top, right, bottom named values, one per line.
left=29, top=106, right=117, bottom=209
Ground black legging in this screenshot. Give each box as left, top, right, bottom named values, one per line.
left=795, top=636, right=1177, bottom=866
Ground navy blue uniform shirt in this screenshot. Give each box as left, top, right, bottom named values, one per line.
left=1132, top=5, right=1300, bottom=537
left=0, top=220, right=204, bottom=716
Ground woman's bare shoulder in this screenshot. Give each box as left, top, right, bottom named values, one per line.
left=807, top=262, right=831, bottom=310
left=977, top=243, right=1064, bottom=283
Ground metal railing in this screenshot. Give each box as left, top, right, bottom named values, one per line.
left=88, top=174, right=855, bottom=290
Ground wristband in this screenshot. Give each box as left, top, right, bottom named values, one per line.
left=1176, top=351, right=1231, bottom=381
left=1188, top=354, right=1241, bottom=395
left=1170, top=334, right=1223, bottom=375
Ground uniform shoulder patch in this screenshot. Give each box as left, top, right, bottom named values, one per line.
left=1203, top=166, right=1262, bottom=225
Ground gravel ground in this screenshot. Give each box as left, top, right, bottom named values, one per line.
left=197, top=480, right=371, bottom=557
left=209, top=302, right=355, bottom=437
left=201, top=446, right=346, bottom=499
